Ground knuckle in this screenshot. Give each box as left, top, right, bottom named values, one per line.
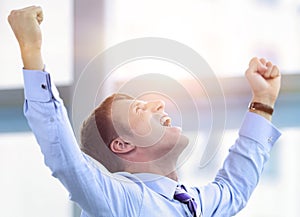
left=10, top=9, right=22, bottom=18
left=8, top=10, right=18, bottom=22
left=252, top=56, right=259, bottom=62
left=266, top=61, right=272, bottom=67
left=8, top=10, right=17, bottom=18
left=260, top=57, right=266, bottom=61
left=9, top=10, right=16, bottom=15
left=249, top=57, right=259, bottom=66
left=272, top=65, right=278, bottom=72
left=245, top=68, right=251, bottom=76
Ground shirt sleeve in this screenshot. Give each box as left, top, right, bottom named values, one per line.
left=198, top=111, right=281, bottom=217
left=22, top=69, right=143, bottom=217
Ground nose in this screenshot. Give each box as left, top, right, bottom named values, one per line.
left=146, top=100, right=165, bottom=112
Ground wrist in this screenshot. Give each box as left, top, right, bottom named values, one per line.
left=248, top=101, right=274, bottom=121
left=251, top=96, right=276, bottom=108
left=21, top=47, right=44, bottom=70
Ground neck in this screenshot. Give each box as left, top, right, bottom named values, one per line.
left=165, top=171, right=179, bottom=181
left=125, top=161, right=179, bottom=181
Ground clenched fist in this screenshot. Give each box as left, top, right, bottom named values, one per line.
left=245, top=57, right=281, bottom=119
left=8, top=6, right=44, bottom=70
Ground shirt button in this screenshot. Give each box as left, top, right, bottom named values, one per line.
left=41, top=84, right=47, bottom=89
left=267, top=137, right=273, bottom=143
left=50, top=117, right=54, bottom=122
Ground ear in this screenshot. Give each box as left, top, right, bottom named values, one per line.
left=110, top=137, right=135, bottom=154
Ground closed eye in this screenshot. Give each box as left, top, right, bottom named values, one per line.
left=134, top=103, right=144, bottom=113
left=132, top=101, right=147, bottom=114
left=135, top=107, right=142, bottom=113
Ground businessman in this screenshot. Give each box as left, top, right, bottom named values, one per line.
left=8, top=6, right=281, bottom=217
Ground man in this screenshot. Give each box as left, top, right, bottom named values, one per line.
left=8, top=6, right=281, bottom=217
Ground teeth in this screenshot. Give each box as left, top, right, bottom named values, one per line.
left=160, top=116, right=172, bottom=127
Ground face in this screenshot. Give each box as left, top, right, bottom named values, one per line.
left=111, top=98, right=189, bottom=162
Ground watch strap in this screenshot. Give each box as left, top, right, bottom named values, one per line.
left=248, top=102, right=274, bottom=115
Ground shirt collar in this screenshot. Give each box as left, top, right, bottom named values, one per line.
left=133, top=173, right=179, bottom=200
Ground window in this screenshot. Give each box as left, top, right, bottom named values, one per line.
left=104, top=0, right=300, bottom=77
left=0, top=1, right=73, bottom=89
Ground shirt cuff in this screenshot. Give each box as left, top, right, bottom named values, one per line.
left=23, top=69, right=59, bottom=102
left=239, top=111, right=281, bottom=152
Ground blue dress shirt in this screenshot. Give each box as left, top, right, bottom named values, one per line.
left=23, top=69, right=281, bottom=217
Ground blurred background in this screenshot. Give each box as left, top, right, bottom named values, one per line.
left=1, top=0, right=300, bottom=216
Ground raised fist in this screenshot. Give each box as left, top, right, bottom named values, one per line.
left=8, top=6, right=43, bottom=50
left=245, top=57, right=281, bottom=107
left=8, top=6, right=44, bottom=70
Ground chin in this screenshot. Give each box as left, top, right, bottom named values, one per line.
left=166, top=126, right=189, bottom=147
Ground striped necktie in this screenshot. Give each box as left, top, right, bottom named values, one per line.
left=174, top=185, right=198, bottom=217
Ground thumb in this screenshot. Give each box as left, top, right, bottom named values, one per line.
left=35, top=7, right=44, bottom=25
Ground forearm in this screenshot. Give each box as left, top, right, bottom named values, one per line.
left=21, top=47, right=44, bottom=70
left=23, top=69, right=95, bottom=211
left=201, top=112, right=281, bottom=217
left=23, top=70, right=82, bottom=171
left=23, top=69, right=125, bottom=216
left=214, top=136, right=269, bottom=214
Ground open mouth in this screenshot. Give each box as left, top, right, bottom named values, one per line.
left=160, top=115, right=172, bottom=127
